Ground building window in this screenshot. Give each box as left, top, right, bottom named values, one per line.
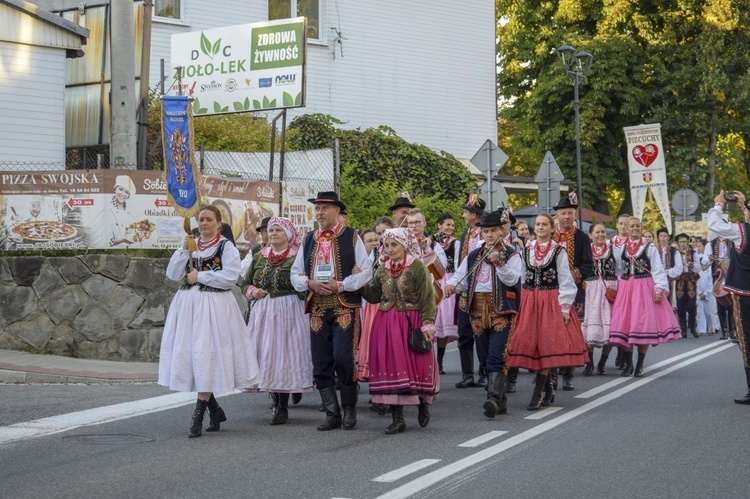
left=268, top=0, right=320, bottom=40
left=154, top=0, right=183, bottom=21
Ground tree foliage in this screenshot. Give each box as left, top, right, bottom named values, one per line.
left=497, top=0, right=750, bottom=217
left=287, top=114, right=476, bottom=231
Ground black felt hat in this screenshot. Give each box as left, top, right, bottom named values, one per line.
left=553, top=193, right=579, bottom=211
left=462, top=193, right=487, bottom=215
left=475, top=209, right=512, bottom=227
left=308, top=191, right=346, bottom=212
left=388, top=196, right=416, bottom=212
left=255, top=216, right=271, bottom=232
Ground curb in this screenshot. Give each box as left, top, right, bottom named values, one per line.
left=0, top=369, right=158, bottom=384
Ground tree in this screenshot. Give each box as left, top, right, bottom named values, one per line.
left=287, top=114, right=477, bottom=231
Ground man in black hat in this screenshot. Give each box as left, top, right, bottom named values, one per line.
left=708, top=190, right=750, bottom=405
left=455, top=193, right=488, bottom=388
left=291, top=191, right=372, bottom=431
left=389, top=193, right=416, bottom=228
left=550, top=194, right=593, bottom=390
left=445, top=208, right=523, bottom=417
left=675, top=232, right=701, bottom=338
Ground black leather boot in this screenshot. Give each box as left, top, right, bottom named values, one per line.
left=476, top=365, right=488, bottom=389
left=541, top=375, right=555, bottom=407
left=455, top=349, right=476, bottom=388
left=291, top=393, right=302, bottom=405
left=597, top=353, right=608, bottom=375
left=505, top=367, right=519, bottom=393
left=720, top=329, right=729, bottom=340
left=549, top=368, right=559, bottom=390
left=583, top=350, right=595, bottom=376
left=188, top=399, right=209, bottom=438
left=483, top=371, right=508, bottom=418
left=615, top=347, right=623, bottom=368
left=340, top=384, right=358, bottom=430
left=621, top=351, right=634, bottom=377
left=691, top=326, right=700, bottom=338
left=417, top=399, right=431, bottom=427
left=735, top=367, right=750, bottom=405
left=270, top=393, right=289, bottom=425
left=562, top=367, right=575, bottom=390
left=527, top=372, right=547, bottom=411
left=385, top=405, right=406, bottom=434
left=317, top=386, right=342, bottom=431
left=205, top=394, right=226, bottom=432
left=634, top=351, right=646, bottom=378
left=437, top=346, right=446, bottom=375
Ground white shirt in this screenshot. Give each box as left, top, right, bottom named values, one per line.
left=614, top=240, right=670, bottom=293
left=520, top=240, right=577, bottom=310
left=448, top=244, right=523, bottom=293
left=707, top=204, right=743, bottom=248
left=659, top=244, right=684, bottom=279
left=166, top=238, right=242, bottom=289
left=290, top=231, right=372, bottom=292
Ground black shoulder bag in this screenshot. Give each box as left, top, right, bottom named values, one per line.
left=392, top=277, right=431, bottom=354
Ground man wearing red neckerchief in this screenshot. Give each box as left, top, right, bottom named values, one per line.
left=291, top=191, right=372, bottom=432
left=550, top=194, right=593, bottom=391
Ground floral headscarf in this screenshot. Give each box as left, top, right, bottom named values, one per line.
left=383, top=228, right=421, bottom=259
left=261, top=216, right=302, bottom=257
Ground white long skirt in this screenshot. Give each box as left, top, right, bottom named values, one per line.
left=159, top=287, right=259, bottom=393
left=244, top=294, right=314, bottom=393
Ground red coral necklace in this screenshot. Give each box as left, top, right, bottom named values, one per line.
left=197, top=234, right=221, bottom=251
left=534, top=240, right=553, bottom=261
left=267, top=246, right=291, bottom=267
left=626, top=238, right=643, bottom=257
left=389, top=260, right=406, bottom=278
left=591, top=243, right=608, bottom=259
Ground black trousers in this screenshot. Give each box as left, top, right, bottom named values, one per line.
left=474, top=318, right=513, bottom=374
left=732, top=295, right=750, bottom=368
left=676, top=282, right=697, bottom=331
left=718, top=300, right=735, bottom=332
left=310, top=308, right=358, bottom=389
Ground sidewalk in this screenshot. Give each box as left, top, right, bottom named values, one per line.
left=0, top=349, right=158, bottom=384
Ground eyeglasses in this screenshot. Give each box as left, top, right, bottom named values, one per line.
left=407, top=221, right=424, bottom=226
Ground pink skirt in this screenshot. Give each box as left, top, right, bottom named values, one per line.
left=356, top=301, right=379, bottom=381
left=435, top=272, right=458, bottom=339
left=368, top=308, right=439, bottom=405
left=609, top=276, right=681, bottom=346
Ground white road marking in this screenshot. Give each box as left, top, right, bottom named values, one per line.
left=0, top=392, right=234, bottom=446
left=371, top=459, right=442, bottom=483
left=524, top=407, right=563, bottom=420
left=457, top=430, right=508, bottom=448
left=576, top=341, right=728, bottom=399
left=375, top=342, right=735, bottom=499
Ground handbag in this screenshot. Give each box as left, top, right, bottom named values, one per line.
left=605, top=287, right=617, bottom=304
left=393, top=277, right=432, bottom=354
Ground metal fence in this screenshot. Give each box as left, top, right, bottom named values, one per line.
left=0, top=145, right=337, bottom=195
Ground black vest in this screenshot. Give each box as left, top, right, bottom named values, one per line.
left=621, top=243, right=653, bottom=280
left=303, top=226, right=361, bottom=308
left=181, top=240, right=230, bottom=292
left=461, top=243, right=520, bottom=315
left=588, top=245, right=618, bottom=283
left=444, top=239, right=457, bottom=273
left=724, top=223, right=750, bottom=296
left=523, top=245, right=564, bottom=290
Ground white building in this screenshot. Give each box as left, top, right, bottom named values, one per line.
left=149, top=0, right=497, bottom=161
left=0, top=0, right=88, bottom=164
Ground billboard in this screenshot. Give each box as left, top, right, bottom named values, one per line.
left=171, top=17, right=306, bottom=115
left=0, top=170, right=278, bottom=252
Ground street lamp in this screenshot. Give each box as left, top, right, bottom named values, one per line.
left=557, top=45, right=593, bottom=227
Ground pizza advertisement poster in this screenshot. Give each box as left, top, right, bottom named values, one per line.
left=0, top=170, right=279, bottom=251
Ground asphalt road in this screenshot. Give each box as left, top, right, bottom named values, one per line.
left=0, top=336, right=748, bottom=499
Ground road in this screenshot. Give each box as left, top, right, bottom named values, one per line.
left=0, top=336, right=747, bottom=499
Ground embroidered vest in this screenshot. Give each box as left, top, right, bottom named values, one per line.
left=303, top=226, right=362, bottom=308
left=461, top=244, right=520, bottom=315
left=523, top=245, right=564, bottom=290
left=724, top=223, right=750, bottom=296
left=621, top=244, right=652, bottom=280
left=588, top=246, right=618, bottom=282
left=711, top=238, right=733, bottom=276
left=181, top=240, right=229, bottom=292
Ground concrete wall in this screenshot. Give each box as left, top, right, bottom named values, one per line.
left=0, top=255, right=247, bottom=362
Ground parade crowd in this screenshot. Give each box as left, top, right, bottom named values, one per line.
left=157, top=189, right=750, bottom=438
